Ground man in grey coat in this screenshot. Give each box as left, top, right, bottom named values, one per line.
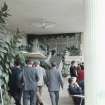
left=46, top=62, right=63, bottom=105
left=22, top=59, right=38, bottom=105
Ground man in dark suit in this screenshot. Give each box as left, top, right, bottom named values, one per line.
left=9, top=60, right=23, bottom=105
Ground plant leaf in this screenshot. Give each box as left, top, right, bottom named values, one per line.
left=1, top=2, right=8, bottom=12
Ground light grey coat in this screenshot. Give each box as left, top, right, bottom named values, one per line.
left=46, top=66, right=63, bottom=92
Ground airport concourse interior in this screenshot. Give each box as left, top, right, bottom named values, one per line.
left=0, top=0, right=85, bottom=105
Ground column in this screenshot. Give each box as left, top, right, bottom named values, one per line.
left=32, top=39, right=39, bottom=52
left=80, top=32, right=84, bottom=62
left=85, top=0, right=105, bottom=105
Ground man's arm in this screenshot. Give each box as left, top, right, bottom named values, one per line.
left=43, top=69, right=47, bottom=84
left=45, top=70, right=49, bottom=87
left=59, top=71, right=63, bottom=89
left=35, top=70, right=39, bottom=82
left=18, top=69, right=24, bottom=88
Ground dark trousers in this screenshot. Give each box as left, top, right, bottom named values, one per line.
left=23, top=90, right=37, bottom=105
left=49, top=91, right=59, bottom=105
left=73, top=97, right=84, bottom=105
left=12, top=89, right=22, bottom=105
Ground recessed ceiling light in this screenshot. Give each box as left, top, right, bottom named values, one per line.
left=31, top=18, right=56, bottom=29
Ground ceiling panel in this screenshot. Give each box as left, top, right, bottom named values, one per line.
left=6, top=0, right=85, bottom=34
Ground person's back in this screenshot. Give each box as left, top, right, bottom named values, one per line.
left=78, top=65, right=84, bottom=81
left=35, top=66, right=46, bottom=86
left=33, top=60, right=46, bottom=105
left=70, top=66, right=76, bottom=77
left=10, top=67, right=22, bottom=89
left=22, top=59, right=38, bottom=105
left=47, top=62, right=63, bottom=105
left=23, top=66, right=38, bottom=91
left=47, top=67, right=63, bottom=91
left=9, top=61, right=23, bottom=105
left=78, top=70, right=84, bottom=81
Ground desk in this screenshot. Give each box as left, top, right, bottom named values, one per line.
left=71, top=95, right=84, bottom=105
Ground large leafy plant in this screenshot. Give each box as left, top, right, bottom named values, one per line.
left=0, top=32, right=25, bottom=105
left=0, top=1, right=25, bottom=104
left=0, top=31, right=23, bottom=90
left=0, top=0, right=10, bottom=33
left=0, top=0, right=24, bottom=90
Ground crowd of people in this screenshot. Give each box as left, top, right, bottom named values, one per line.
left=9, top=58, right=63, bottom=105
left=68, top=61, right=84, bottom=105
left=8, top=58, right=84, bottom=105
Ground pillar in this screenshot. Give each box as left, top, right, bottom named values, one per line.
left=32, top=39, right=39, bottom=52
left=85, top=0, right=105, bottom=105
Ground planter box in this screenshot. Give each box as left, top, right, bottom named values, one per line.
left=21, top=51, right=46, bottom=59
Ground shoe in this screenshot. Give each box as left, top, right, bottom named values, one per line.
left=36, top=101, right=39, bottom=105
left=40, top=102, right=43, bottom=105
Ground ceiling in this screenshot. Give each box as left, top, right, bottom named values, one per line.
left=6, top=0, right=85, bottom=34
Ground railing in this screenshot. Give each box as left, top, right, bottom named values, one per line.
left=64, top=56, right=84, bottom=64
